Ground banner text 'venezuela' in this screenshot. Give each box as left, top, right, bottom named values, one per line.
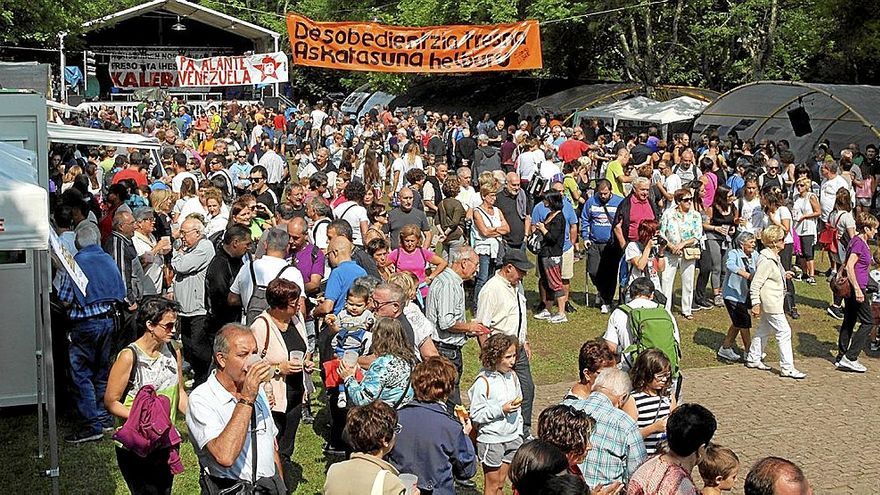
left=286, top=14, right=542, bottom=73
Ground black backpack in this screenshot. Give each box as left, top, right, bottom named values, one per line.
left=245, top=262, right=295, bottom=325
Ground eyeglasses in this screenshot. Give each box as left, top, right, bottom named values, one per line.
left=372, top=299, right=397, bottom=311
left=654, top=372, right=671, bottom=382
left=180, top=229, right=197, bottom=236
left=394, top=423, right=403, bottom=434
left=151, top=320, right=176, bottom=331
left=250, top=176, right=265, bottom=182
left=680, top=197, right=693, bottom=202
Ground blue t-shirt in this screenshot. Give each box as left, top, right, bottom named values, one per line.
left=531, top=198, right=578, bottom=251
left=325, top=260, right=367, bottom=314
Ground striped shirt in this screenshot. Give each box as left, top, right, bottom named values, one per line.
left=631, top=391, right=672, bottom=455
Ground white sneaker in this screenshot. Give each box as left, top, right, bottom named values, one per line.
left=837, top=356, right=868, bottom=373
left=600, top=304, right=610, bottom=314
left=780, top=368, right=807, bottom=379
left=533, top=309, right=552, bottom=320
left=745, top=361, right=771, bottom=371
left=337, top=393, right=347, bottom=408
left=717, top=347, right=741, bottom=361
left=548, top=314, right=568, bottom=324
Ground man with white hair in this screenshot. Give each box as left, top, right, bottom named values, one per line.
left=562, top=367, right=646, bottom=489
left=426, top=245, right=487, bottom=405
left=172, top=216, right=216, bottom=386
left=57, top=223, right=126, bottom=443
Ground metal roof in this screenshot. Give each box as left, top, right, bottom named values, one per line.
left=82, top=0, right=280, bottom=42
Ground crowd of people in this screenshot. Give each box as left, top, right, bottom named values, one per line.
left=49, top=95, right=877, bottom=494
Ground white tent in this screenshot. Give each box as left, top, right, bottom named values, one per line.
left=47, top=122, right=161, bottom=149
left=0, top=147, right=49, bottom=249
left=574, top=96, right=709, bottom=133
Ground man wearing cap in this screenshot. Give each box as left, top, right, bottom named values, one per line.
left=475, top=250, right=536, bottom=439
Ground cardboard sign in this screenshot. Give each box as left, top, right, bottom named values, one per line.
left=286, top=14, right=543, bottom=73
left=175, top=52, right=289, bottom=87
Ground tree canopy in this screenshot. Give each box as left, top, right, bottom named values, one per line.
left=3, top=0, right=878, bottom=94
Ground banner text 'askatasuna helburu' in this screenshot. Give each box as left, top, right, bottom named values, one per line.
left=286, top=14, right=543, bottom=73
left=175, top=52, right=289, bottom=87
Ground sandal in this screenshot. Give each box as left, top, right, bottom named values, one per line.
left=681, top=314, right=694, bottom=320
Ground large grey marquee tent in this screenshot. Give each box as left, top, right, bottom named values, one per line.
left=693, top=81, right=880, bottom=161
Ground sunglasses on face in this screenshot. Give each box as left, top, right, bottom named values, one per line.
left=250, top=177, right=264, bottom=182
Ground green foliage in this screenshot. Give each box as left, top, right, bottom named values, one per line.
left=3, top=0, right=879, bottom=93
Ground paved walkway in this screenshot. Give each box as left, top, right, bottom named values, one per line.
left=533, top=355, right=880, bottom=494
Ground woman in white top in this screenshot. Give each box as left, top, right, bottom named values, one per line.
left=792, top=176, right=821, bottom=285
left=332, top=181, right=370, bottom=247
left=202, top=188, right=229, bottom=238
left=472, top=184, right=510, bottom=307
left=762, top=188, right=798, bottom=319
left=172, top=177, right=206, bottom=223
left=625, top=219, right=666, bottom=298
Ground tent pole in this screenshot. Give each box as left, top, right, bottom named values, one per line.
left=35, top=256, right=44, bottom=462
left=36, top=250, right=60, bottom=494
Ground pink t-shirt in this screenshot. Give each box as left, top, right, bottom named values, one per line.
left=627, top=197, right=655, bottom=241
left=703, top=172, right=718, bottom=209
left=387, top=247, right=433, bottom=297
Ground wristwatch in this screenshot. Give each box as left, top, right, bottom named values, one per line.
left=237, top=397, right=255, bottom=407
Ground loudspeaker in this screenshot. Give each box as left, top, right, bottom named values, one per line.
left=787, top=106, right=812, bottom=137
left=263, top=96, right=280, bottom=111
left=67, top=95, right=84, bottom=106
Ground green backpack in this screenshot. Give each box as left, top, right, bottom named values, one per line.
left=618, top=304, right=682, bottom=377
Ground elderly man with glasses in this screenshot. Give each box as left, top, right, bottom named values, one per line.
left=172, top=216, right=216, bottom=386
left=426, top=245, right=488, bottom=405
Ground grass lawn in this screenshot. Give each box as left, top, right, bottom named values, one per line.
left=4, top=255, right=847, bottom=493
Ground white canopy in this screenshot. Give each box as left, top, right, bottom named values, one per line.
left=0, top=143, right=49, bottom=250
left=574, top=96, right=708, bottom=129
left=47, top=122, right=161, bottom=149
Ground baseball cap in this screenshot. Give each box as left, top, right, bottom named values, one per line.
left=502, top=249, right=535, bottom=272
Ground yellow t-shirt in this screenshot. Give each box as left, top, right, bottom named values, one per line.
left=606, top=160, right=625, bottom=196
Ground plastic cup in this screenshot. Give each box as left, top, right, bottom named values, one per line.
left=342, top=350, right=358, bottom=367
left=245, top=354, right=262, bottom=369
left=398, top=474, right=418, bottom=494
left=289, top=350, right=305, bottom=364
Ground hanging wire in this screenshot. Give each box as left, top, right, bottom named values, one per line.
left=540, top=0, right=671, bottom=25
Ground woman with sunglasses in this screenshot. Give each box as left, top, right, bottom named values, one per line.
left=104, top=297, right=188, bottom=495
left=660, top=188, right=703, bottom=320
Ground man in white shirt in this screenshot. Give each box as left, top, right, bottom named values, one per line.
left=455, top=166, right=481, bottom=211
left=656, top=160, right=682, bottom=211
left=603, top=277, right=680, bottom=372
left=516, top=138, right=544, bottom=185
left=531, top=149, right=562, bottom=193
left=309, top=103, right=328, bottom=145
left=819, top=161, right=850, bottom=222
left=228, top=229, right=305, bottom=318
left=171, top=153, right=198, bottom=193
left=186, top=325, right=283, bottom=490
left=257, top=139, right=286, bottom=186
left=475, top=250, right=536, bottom=438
